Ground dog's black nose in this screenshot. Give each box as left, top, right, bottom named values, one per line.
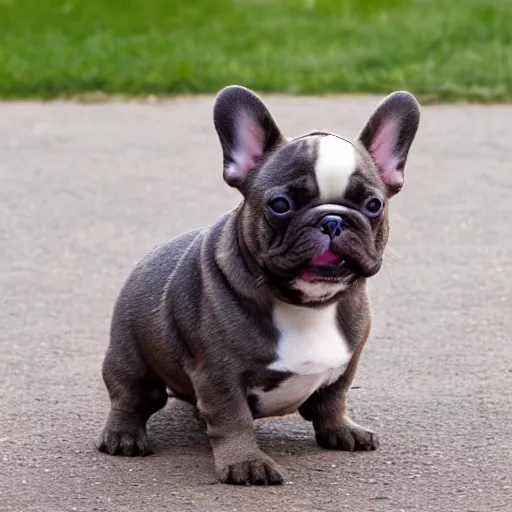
left=320, top=215, right=343, bottom=239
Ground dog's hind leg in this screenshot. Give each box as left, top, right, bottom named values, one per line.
left=96, top=322, right=167, bottom=457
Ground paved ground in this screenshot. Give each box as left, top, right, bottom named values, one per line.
left=1, top=96, right=511, bottom=512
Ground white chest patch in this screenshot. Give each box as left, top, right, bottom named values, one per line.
left=314, top=135, right=357, bottom=201
left=252, top=301, right=352, bottom=417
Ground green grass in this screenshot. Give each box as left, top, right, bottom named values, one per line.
left=0, top=0, right=511, bottom=101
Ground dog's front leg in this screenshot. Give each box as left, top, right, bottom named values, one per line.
left=298, top=340, right=379, bottom=452
left=193, top=372, right=284, bottom=485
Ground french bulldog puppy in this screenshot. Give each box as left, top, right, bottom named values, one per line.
left=97, top=85, right=420, bottom=485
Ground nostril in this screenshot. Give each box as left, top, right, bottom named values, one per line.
left=321, top=221, right=335, bottom=235
left=320, top=215, right=343, bottom=239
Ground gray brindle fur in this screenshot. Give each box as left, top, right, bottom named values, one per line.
left=96, top=86, right=420, bottom=485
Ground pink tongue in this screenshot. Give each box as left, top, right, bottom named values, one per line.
left=311, top=250, right=340, bottom=266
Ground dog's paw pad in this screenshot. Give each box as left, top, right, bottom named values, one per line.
left=96, top=427, right=152, bottom=457
left=219, top=457, right=284, bottom=486
left=316, top=423, right=379, bottom=452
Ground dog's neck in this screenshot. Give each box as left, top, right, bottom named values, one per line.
left=235, top=207, right=267, bottom=286
left=215, top=206, right=272, bottom=307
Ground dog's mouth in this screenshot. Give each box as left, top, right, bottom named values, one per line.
left=311, top=249, right=340, bottom=266
left=299, top=249, right=359, bottom=283
left=263, top=243, right=379, bottom=287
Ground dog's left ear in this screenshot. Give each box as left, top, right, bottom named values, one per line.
left=214, top=85, right=284, bottom=191
left=358, top=92, right=420, bottom=197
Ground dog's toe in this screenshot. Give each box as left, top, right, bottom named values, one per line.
left=315, top=422, right=378, bottom=452
left=97, top=426, right=152, bottom=456
left=219, top=457, right=284, bottom=486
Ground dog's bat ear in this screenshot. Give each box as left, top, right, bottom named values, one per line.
left=358, top=92, right=420, bottom=197
left=214, top=85, right=284, bottom=191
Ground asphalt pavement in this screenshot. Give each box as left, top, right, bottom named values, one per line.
left=1, top=96, right=511, bottom=512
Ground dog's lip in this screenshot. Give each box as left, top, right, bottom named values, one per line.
left=310, top=249, right=341, bottom=266
left=299, top=259, right=351, bottom=282
left=299, top=269, right=345, bottom=283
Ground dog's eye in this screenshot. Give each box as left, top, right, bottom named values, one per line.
left=268, top=195, right=293, bottom=215
left=364, top=197, right=384, bottom=217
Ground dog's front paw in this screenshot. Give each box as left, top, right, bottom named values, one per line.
left=218, top=455, right=284, bottom=486
left=315, top=421, right=379, bottom=452
left=96, top=424, right=152, bottom=456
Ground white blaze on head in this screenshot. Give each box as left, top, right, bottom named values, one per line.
left=314, top=135, right=357, bottom=201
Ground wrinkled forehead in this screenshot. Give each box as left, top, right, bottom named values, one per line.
left=258, top=132, right=382, bottom=201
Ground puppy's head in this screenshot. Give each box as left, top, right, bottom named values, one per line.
left=214, top=86, right=420, bottom=306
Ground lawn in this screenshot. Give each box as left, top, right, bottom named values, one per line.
left=0, top=0, right=511, bottom=101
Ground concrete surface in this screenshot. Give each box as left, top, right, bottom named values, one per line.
left=1, top=96, right=511, bottom=512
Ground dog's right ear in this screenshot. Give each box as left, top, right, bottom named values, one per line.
left=213, top=86, right=284, bottom=191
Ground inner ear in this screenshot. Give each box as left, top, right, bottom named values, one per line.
left=213, top=86, right=284, bottom=191
left=358, top=92, right=420, bottom=197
